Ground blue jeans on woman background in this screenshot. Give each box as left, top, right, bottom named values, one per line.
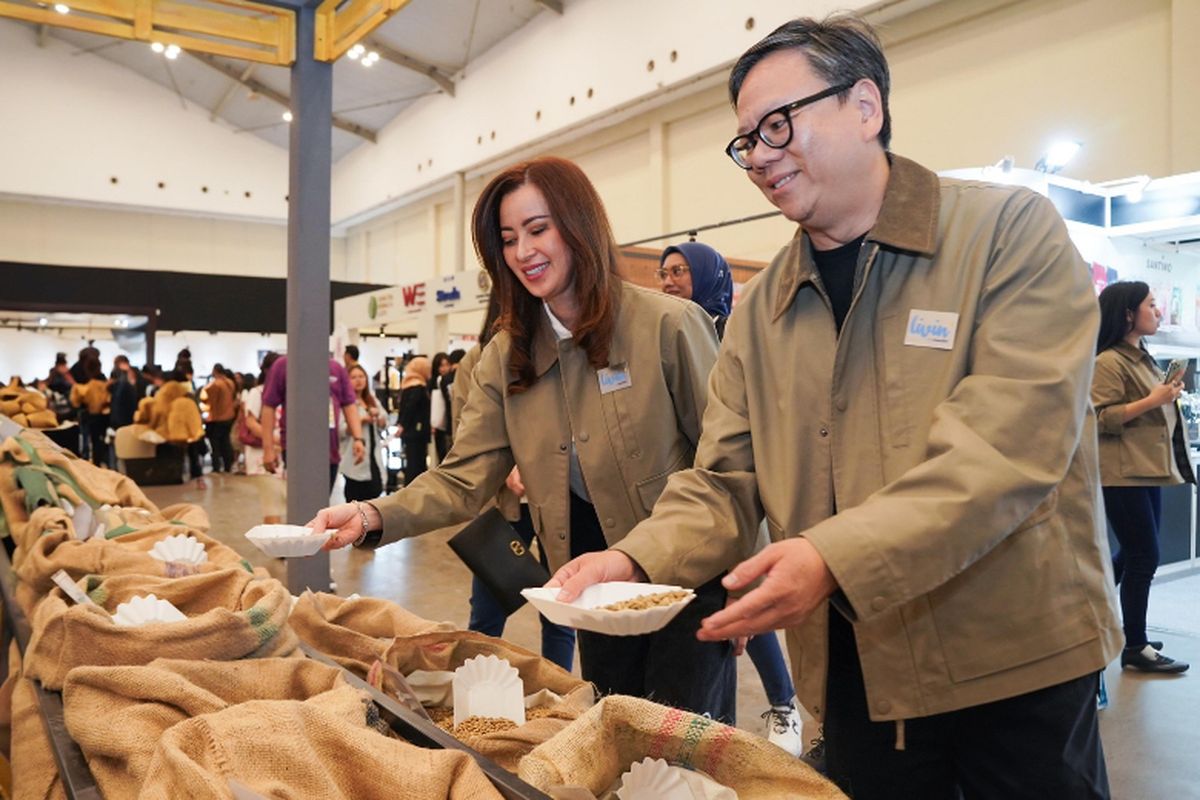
left=746, top=632, right=795, bottom=707
left=1101, top=485, right=1161, bottom=649
left=467, top=505, right=576, bottom=671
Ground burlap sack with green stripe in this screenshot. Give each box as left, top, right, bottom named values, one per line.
left=11, top=505, right=257, bottom=614
left=288, top=590, right=454, bottom=673
left=0, top=431, right=157, bottom=544
left=137, top=682, right=503, bottom=800
left=518, top=695, right=846, bottom=799
left=24, top=569, right=298, bottom=690
left=62, top=657, right=348, bottom=798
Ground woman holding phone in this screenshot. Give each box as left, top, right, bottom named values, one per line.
left=1092, top=281, right=1192, bottom=673
left=308, top=156, right=735, bottom=720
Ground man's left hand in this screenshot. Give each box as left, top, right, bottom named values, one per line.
left=698, top=538, right=838, bottom=641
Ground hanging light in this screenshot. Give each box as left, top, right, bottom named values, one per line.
left=348, top=43, right=365, bottom=61
left=164, top=43, right=181, bottom=60
left=54, top=3, right=70, bottom=14
left=282, top=110, right=293, bottom=122
left=151, top=41, right=165, bottom=53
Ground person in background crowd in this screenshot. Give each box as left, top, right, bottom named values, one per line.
left=343, top=344, right=359, bottom=372
left=259, top=355, right=365, bottom=490
left=396, top=356, right=432, bottom=487
left=47, top=352, right=75, bottom=397
left=443, top=348, right=467, bottom=447
left=69, top=344, right=100, bottom=385
left=203, top=364, right=237, bottom=474
left=108, top=355, right=140, bottom=435
left=340, top=363, right=388, bottom=502
left=1092, top=282, right=1191, bottom=674
left=549, top=16, right=1121, bottom=798
left=242, top=352, right=285, bottom=523
left=656, top=239, right=804, bottom=756
left=70, top=355, right=111, bottom=467
left=453, top=299, right=577, bottom=671
left=309, top=156, right=732, bottom=723
left=429, top=352, right=453, bottom=464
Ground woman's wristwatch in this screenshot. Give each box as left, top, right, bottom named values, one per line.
left=351, top=501, right=383, bottom=548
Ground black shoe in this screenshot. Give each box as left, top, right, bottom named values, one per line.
left=1121, top=645, right=1189, bottom=674
left=1147, top=640, right=1164, bottom=651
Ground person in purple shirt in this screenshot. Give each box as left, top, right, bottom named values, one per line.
left=259, top=355, right=365, bottom=489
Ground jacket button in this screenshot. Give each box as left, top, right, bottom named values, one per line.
left=876, top=699, right=892, bottom=714
left=605, top=518, right=615, bottom=527
left=559, top=443, right=568, bottom=451
left=558, top=530, right=566, bottom=540
left=579, top=432, right=590, bottom=442
left=819, top=427, right=829, bottom=438
left=836, top=397, right=847, bottom=412
left=871, top=596, right=886, bottom=612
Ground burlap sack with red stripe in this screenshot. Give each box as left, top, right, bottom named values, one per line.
left=137, top=683, right=504, bottom=800
left=62, top=657, right=348, bottom=799
left=288, top=590, right=453, bottom=674
left=518, top=695, right=846, bottom=799
left=384, top=630, right=594, bottom=772
left=11, top=505, right=255, bottom=614
left=24, top=569, right=298, bottom=690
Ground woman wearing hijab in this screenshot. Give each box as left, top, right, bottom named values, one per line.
left=396, top=356, right=432, bottom=487
left=658, top=241, right=734, bottom=338
left=308, top=156, right=734, bottom=722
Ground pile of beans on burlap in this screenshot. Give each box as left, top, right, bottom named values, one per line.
left=426, top=705, right=558, bottom=739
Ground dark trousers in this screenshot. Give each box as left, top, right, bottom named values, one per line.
left=344, top=449, right=383, bottom=502
left=1101, top=485, right=1161, bottom=649
left=468, top=505, right=576, bottom=671
left=824, top=611, right=1109, bottom=800
left=84, top=414, right=109, bottom=468
left=206, top=419, right=235, bottom=473
left=185, top=440, right=205, bottom=480
left=433, top=429, right=451, bottom=464
left=402, top=437, right=428, bottom=487
left=569, top=492, right=737, bottom=724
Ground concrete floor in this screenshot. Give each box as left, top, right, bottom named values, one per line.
left=145, top=472, right=1200, bottom=797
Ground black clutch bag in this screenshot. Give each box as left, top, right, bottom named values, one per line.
left=446, top=508, right=549, bottom=615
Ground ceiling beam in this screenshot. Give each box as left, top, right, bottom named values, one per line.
left=190, top=51, right=377, bottom=143
left=536, top=0, right=563, bottom=14
left=364, top=36, right=455, bottom=96
left=211, top=63, right=256, bottom=121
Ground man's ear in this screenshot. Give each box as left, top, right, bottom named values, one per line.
left=854, top=79, right=884, bottom=142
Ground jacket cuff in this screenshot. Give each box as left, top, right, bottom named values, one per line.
left=369, top=495, right=414, bottom=548
left=611, top=540, right=667, bottom=585
left=1097, top=405, right=1127, bottom=436
left=803, top=521, right=896, bottom=623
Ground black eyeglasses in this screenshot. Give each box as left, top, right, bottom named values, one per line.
left=725, top=82, right=855, bottom=169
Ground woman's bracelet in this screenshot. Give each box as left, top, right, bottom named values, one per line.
left=352, top=501, right=370, bottom=546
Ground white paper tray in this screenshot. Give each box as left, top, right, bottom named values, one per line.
left=521, top=582, right=695, bottom=636
left=244, top=524, right=331, bottom=558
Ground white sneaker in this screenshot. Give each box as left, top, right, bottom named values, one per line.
left=762, top=701, right=803, bottom=757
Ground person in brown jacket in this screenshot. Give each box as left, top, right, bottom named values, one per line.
left=70, top=355, right=111, bottom=467
left=549, top=15, right=1121, bottom=799
left=203, top=365, right=237, bottom=474
left=1092, top=281, right=1191, bottom=674
left=308, top=156, right=732, bottom=722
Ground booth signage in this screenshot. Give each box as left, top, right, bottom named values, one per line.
left=400, top=282, right=427, bottom=311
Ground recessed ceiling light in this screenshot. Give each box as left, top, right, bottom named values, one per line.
left=54, top=3, right=69, bottom=14
left=282, top=110, right=293, bottom=122
left=151, top=42, right=165, bottom=53
left=165, top=44, right=181, bottom=59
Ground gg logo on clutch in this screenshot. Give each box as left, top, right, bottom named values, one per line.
left=509, top=540, right=526, bottom=557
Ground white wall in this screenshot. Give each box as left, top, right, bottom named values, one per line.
left=0, top=21, right=289, bottom=220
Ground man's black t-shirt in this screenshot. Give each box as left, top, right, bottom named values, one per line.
left=812, top=235, right=865, bottom=335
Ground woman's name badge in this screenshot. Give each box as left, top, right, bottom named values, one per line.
left=598, top=364, right=632, bottom=394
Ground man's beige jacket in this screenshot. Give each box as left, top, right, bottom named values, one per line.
left=616, top=155, right=1123, bottom=723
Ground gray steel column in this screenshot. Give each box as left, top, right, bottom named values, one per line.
left=285, top=1, right=332, bottom=593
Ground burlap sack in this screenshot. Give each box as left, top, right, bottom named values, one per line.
left=8, top=651, right=64, bottom=800
left=518, top=695, right=846, bottom=800
left=289, top=590, right=454, bottom=674
left=138, top=683, right=504, bottom=799
left=12, top=505, right=255, bottom=614
left=386, top=630, right=595, bottom=772
left=62, top=657, right=349, bottom=798
left=24, top=569, right=299, bottom=690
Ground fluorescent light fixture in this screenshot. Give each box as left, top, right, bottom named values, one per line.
left=54, top=3, right=69, bottom=13
left=282, top=110, right=293, bottom=122
left=151, top=41, right=165, bottom=53
left=1035, top=139, right=1082, bottom=174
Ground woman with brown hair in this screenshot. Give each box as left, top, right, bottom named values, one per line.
left=340, top=362, right=388, bottom=501
left=309, top=156, right=734, bottom=721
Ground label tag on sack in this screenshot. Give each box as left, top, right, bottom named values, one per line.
left=904, top=309, right=958, bottom=350
left=598, top=363, right=632, bottom=394
left=51, top=569, right=98, bottom=606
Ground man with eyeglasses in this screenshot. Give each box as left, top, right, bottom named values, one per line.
left=551, top=14, right=1120, bottom=799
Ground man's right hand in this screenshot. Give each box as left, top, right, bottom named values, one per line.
left=546, top=550, right=647, bottom=602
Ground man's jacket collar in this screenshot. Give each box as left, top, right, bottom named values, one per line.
left=774, top=154, right=941, bottom=321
